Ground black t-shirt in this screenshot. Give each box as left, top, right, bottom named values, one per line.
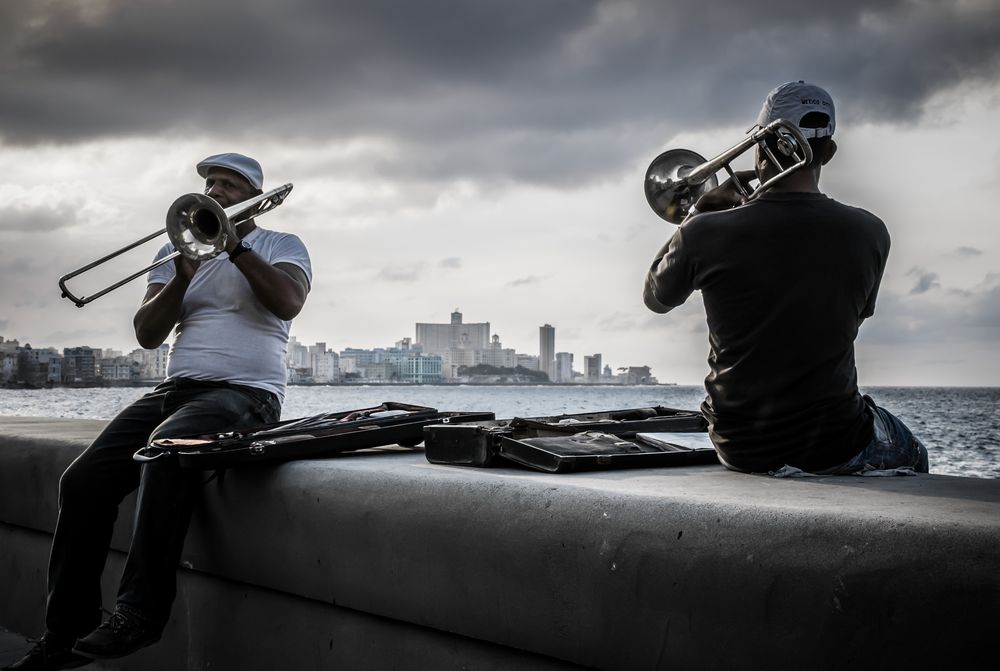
left=645, top=192, right=887, bottom=472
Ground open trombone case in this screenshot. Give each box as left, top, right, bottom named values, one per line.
left=423, top=406, right=719, bottom=473
left=133, top=401, right=494, bottom=470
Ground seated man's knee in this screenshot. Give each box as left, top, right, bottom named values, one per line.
left=58, top=459, right=94, bottom=503
left=59, top=450, right=138, bottom=505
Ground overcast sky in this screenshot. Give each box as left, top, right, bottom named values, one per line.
left=1, top=0, right=998, bottom=385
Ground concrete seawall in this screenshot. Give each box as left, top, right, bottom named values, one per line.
left=1, top=416, right=998, bottom=670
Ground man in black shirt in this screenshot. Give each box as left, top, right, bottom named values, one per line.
left=644, top=81, right=927, bottom=475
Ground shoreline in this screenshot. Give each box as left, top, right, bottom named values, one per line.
left=4, top=382, right=999, bottom=390
left=3, top=381, right=679, bottom=390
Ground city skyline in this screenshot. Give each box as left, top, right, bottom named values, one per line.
left=1, top=305, right=654, bottom=384
left=1, top=3, right=999, bottom=386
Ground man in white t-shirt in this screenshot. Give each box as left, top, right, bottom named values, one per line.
left=8, top=154, right=312, bottom=670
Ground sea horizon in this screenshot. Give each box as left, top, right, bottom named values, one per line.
left=1, top=384, right=996, bottom=479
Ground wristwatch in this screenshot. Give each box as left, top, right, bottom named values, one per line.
left=228, top=239, right=252, bottom=263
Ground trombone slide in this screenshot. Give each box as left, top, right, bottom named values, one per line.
left=58, top=183, right=293, bottom=307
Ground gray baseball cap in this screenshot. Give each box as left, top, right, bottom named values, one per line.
left=196, top=152, right=264, bottom=190
left=755, top=81, right=836, bottom=138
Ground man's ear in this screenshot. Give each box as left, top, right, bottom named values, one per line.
left=821, top=139, right=838, bottom=166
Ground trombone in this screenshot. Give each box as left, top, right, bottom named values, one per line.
left=58, top=183, right=293, bottom=307
left=643, top=119, right=813, bottom=224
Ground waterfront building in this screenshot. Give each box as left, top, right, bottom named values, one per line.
left=339, top=347, right=386, bottom=369
left=0, top=338, right=25, bottom=384
left=99, top=355, right=138, bottom=382
left=399, top=354, right=443, bottom=384
left=516, top=354, right=539, bottom=371
left=15, top=345, right=62, bottom=387
left=415, top=309, right=490, bottom=353
left=363, top=361, right=398, bottom=382
left=1, top=352, right=15, bottom=382
left=286, top=366, right=312, bottom=384
left=480, top=335, right=517, bottom=369
left=62, top=346, right=99, bottom=385
left=312, top=349, right=341, bottom=384
left=539, top=324, right=555, bottom=382
left=440, top=347, right=476, bottom=379
left=437, top=335, right=516, bottom=380
left=130, top=344, right=170, bottom=381
left=334, top=346, right=443, bottom=383
left=584, top=354, right=602, bottom=383
left=555, top=352, right=574, bottom=383
left=624, top=366, right=657, bottom=385
left=415, top=310, right=507, bottom=380
left=0, top=337, right=19, bottom=354
left=287, top=336, right=310, bottom=369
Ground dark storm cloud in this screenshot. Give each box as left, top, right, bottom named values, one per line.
left=1, top=0, right=999, bottom=184
left=955, top=246, right=983, bottom=256
left=908, top=267, right=941, bottom=294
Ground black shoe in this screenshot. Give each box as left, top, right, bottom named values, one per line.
left=3, top=634, right=90, bottom=670
left=71, top=606, right=161, bottom=660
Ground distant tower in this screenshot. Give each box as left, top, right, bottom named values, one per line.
left=451, top=309, right=462, bottom=325
left=539, top=324, right=555, bottom=382
left=555, top=352, right=573, bottom=383
left=584, top=354, right=602, bottom=382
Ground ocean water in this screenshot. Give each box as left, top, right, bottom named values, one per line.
left=1, top=385, right=997, bottom=479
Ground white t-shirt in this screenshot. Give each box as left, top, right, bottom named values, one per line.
left=147, top=227, right=312, bottom=402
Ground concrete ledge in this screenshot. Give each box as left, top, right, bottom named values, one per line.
left=1, top=416, right=999, bottom=670
left=0, top=526, right=578, bottom=671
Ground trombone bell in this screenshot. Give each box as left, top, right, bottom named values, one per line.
left=644, top=149, right=719, bottom=224
left=643, top=119, right=812, bottom=224
left=166, top=193, right=231, bottom=262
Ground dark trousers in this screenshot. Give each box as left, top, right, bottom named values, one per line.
left=45, top=378, right=280, bottom=639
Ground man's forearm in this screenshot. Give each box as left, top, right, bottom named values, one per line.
left=133, top=278, right=188, bottom=348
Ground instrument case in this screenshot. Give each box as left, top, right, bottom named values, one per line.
left=423, top=406, right=715, bottom=471
left=134, top=401, right=494, bottom=469
left=498, top=431, right=718, bottom=473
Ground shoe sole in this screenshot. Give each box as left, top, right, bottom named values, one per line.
left=71, top=634, right=161, bottom=660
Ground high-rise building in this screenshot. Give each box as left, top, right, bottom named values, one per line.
left=539, top=324, right=555, bottom=382
left=555, top=352, right=574, bottom=383
left=415, top=309, right=490, bottom=353
left=584, top=354, right=603, bottom=382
